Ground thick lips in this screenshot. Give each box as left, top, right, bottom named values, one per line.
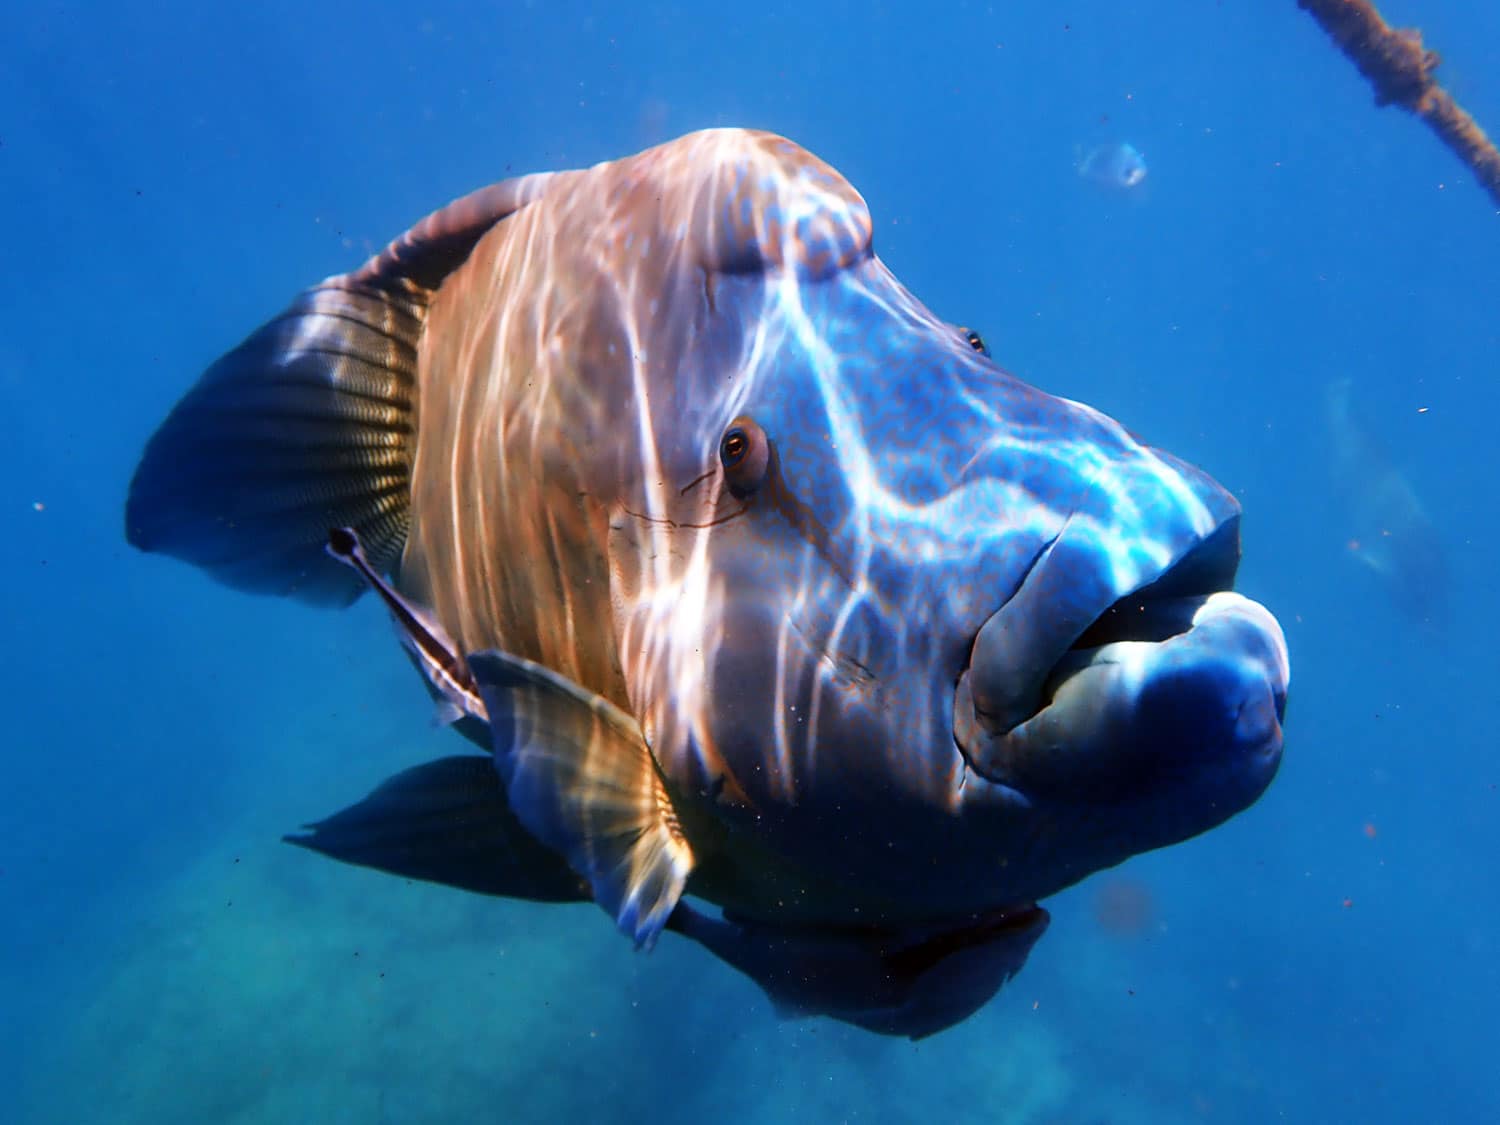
left=962, top=532, right=1125, bottom=738
left=953, top=516, right=1287, bottom=796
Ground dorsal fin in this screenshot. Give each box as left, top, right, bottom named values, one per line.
left=347, top=172, right=556, bottom=292
left=125, top=173, right=555, bottom=604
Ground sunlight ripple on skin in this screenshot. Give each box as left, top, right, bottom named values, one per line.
left=125, top=130, right=1288, bottom=1037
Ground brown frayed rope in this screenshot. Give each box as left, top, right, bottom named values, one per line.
left=1298, top=0, right=1500, bottom=210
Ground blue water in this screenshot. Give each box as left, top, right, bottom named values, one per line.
left=4, top=2, right=1496, bottom=1121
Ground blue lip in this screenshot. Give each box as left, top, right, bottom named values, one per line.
left=961, top=471, right=1243, bottom=742
left=957, top=587, right=1288, bottom=820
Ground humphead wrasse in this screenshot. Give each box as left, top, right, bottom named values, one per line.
left=126, top=129, right=1289, bottom=1039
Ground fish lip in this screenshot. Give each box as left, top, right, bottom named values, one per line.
left=955, top=581, right=1290, bottom=808
left=1059, top=516, right=1243, bottom=657
left=962, top=515, right=1242, bottom=742
left=953, top=514, right=1258, bottom=787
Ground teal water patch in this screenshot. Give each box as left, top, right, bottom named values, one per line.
left=19, top=795, right=1091, bottom=1124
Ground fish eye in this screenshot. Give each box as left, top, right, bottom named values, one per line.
left=960, top=326, right=990, bottom=358
left=719, top=416, right=770, bottom=498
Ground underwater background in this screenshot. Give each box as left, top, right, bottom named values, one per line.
left=3, top=1, right=1496, bottom=1121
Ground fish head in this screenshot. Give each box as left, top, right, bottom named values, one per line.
left=1113, top=143, right=1149, bottom=188
left=562, top=131, right=1286, bottom=918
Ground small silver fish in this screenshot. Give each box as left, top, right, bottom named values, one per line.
left=1078, top=141, right=1149, bottom=190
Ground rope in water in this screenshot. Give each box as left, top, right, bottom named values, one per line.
left=1298, top=0, right=1500, bottom=210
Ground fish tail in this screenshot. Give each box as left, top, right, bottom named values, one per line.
left=124, top=276, right=427, bottom=605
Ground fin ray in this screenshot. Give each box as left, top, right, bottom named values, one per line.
left=469, top=650, right=693, bottom=949
left=125, top=172, right=554, bottom=605
left=125, top=279, right=423, bottom=604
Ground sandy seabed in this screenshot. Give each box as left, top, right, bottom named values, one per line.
left=19, top=800, right=1109, bottom=1124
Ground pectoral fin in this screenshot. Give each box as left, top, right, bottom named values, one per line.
left=468, top=650, right=694, bottom=949
left=284, top=755, right=588, bottom=903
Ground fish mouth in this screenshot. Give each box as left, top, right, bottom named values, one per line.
left=954, top=516, right=1289, bottom=803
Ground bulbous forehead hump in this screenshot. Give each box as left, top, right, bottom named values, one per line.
left=586, top=128, right=876, bottom=280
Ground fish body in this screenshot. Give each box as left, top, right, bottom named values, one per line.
left=126, top=129, right=1288, bottom=1037
left=1077, top=141, right=1149, bottom=190
left=1325, top=378, right=1447, bottom=624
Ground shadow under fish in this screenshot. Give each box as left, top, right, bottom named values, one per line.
left=1325, top=378, right=1448, bottom=626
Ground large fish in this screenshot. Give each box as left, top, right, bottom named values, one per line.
left=125, top=129, right=1289, bottom=1039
